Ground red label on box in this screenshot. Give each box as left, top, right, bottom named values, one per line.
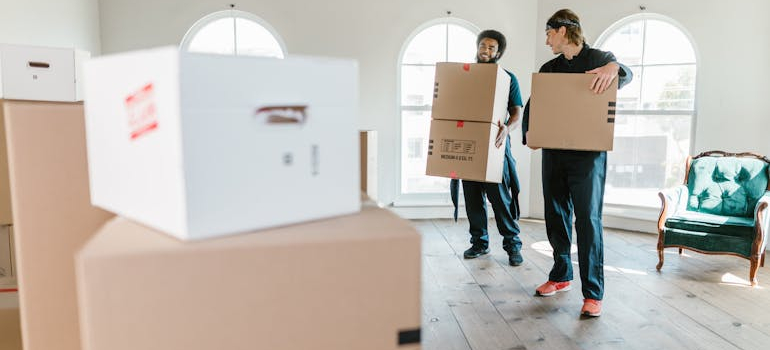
left=125, top=83, right=159, bottom=140
left=456, top=121, right=464, bottom=128
left=463, top=63, right=470, bottom=71
left=449, top=171, right=457, bottom=179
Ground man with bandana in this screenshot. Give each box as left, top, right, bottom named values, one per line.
left=450, top=29, right=524, bottom=267
left=522, top=9, right=633, bottom=317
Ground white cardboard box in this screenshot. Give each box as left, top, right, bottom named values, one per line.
left=0, top=44, right=89, bottom=102
left=84, top=47, right=361, bottom=240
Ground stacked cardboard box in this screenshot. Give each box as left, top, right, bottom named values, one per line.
left=526, top=73, right=618, bottom=151
left=0, top=44, right=89, bottom=225
left=76, top=204, right=421, bottom=350
left=76, top=47, right=422, bottom=349
left=83, top=47, right=361, bottom=240
left=425, top=62, right=511, bottom=183
left=4, top=100, right=113, bottom=350
left=1, top=44, right=99, bottom=350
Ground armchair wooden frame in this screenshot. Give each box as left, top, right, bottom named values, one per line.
left=656, top=150, right=770, bottom=286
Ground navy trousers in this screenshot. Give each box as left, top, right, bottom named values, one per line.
left=542, top=149, right=606, bottom=300
left=461, top=141, right=522, bottom=253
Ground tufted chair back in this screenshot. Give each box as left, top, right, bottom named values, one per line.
left=685, top=152, right=770, bottom=218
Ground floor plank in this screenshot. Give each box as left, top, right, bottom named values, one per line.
left=419, top=218, right=770, bottom=350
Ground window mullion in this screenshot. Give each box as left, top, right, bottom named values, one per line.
left=232, top=15, right=237, bottom=55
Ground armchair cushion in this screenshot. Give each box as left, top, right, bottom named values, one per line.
left=662, top=228, right=754, bottom=257
left=665, top=211, right=755, bottom=238
left=686, top=156, right=769, bottom=217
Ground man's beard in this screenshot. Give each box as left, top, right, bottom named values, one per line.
left=477, top=56, right=498, bottom=64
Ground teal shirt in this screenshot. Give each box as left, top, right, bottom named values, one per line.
left=505, top=70, right=524, bottom=113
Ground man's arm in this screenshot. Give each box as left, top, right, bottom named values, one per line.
left=498, top=70, right=523, bottom=148
left=587, top=50, right=634, bottom=93
left=495, top=105, right=521, bottom=148
left=587, top=62, right=619, bottom=94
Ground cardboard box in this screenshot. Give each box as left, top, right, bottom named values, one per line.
left=360, top=130, right=378, bottom=200
left=0, top=306, right=22, bottom=350
left=0, top=226, right=12, bottom=281
left=76, top=205, right=422, bottom=350
left=425, top=119, right=504, bottom=183
left=527, top=73, right=618, bottom=151
left=0, top=44, right=89, bottom=102
left=4, top=101, right=114, bottom=350
left=430, top=62, right=511, bottom=124
left=84, top=47, right=360, bottom=240
left=0, top=101, right=11, bottom=224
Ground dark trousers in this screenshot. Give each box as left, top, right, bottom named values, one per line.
left=463, top=142, right=522, bottom=253
left=542, top=149, right=606, bottom=300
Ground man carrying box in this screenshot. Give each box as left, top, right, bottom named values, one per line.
left=521, top=9, right=633, bottom=317
left=451, top=30, right=524, bottom=267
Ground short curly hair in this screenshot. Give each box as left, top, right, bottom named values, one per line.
left=477, top=29, right=507, bottom=58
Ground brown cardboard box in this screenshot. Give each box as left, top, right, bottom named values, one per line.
left=0, top=101, right=13, bottom=224
left=360, top=130, right=378, bottom=200
left=425, top=119, right=504, bottom=183
left=4, top=101, right=114, bottom=350
left=527, top=73, right=618, bottom=151
left=431, top=62, right=511, bottom=124
left=0, top=306, right=22, bottom=350
left=76, top=205, right=421, bottom=350
left=0, top=226, right=13, bottom=282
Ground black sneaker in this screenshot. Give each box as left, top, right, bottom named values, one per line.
left=463, top=245, right=490, bottom=259
left=508, top=250, right=523, bottom=266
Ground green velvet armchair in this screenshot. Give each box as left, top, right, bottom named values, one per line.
left=656, top=151, right=770, bottom=286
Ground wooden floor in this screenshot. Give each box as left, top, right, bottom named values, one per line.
left=416, top=218, right=770, bottom=350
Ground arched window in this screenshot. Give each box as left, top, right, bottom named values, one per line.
left=596, top=14, right=697, bottom=207
left=180, top=10, right=286, bottom=58
left=398, top=18, right=479, bottom=198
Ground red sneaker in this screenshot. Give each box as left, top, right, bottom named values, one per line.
left=535, top=281, right=571, bottom=297
left=581, top=299, right=602, bottom=317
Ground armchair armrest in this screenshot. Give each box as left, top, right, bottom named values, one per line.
left=658, top=185, right=688, bottom=233
left=754, top=192, right=770, bottom=252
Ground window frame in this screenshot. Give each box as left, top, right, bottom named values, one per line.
left=180, top=9, right=288, bottom=58
left=394, top=17, right=480, bottom=206
left=596, top=13, right=699, bottom=208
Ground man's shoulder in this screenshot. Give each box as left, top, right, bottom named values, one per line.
left=539, top=58, right=559, bottom=72
left=583, top=46, right=614, bottom=61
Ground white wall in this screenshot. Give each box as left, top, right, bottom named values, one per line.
left=97, top=0, right=769, bottom=220
left=0, top=0, right=101, bottom=54
left=97, top=0, right=539, bottom=213
left=529, top=0, right=770, bottom=220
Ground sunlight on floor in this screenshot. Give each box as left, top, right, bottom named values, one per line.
left=719, top=273, right=761, bottom=288
left=531, top=240, right=648, bottom=275
left=531, top=240, right=577, bottom=255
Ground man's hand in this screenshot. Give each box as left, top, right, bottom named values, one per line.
left=495, top=120, right=509, bottom=148
left=586, top=62, right=619, bottom=94
left=525, top=131, right=540, bottom=150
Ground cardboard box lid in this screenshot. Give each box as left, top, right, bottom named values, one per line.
left=528, top=73, right=617, bottom=151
